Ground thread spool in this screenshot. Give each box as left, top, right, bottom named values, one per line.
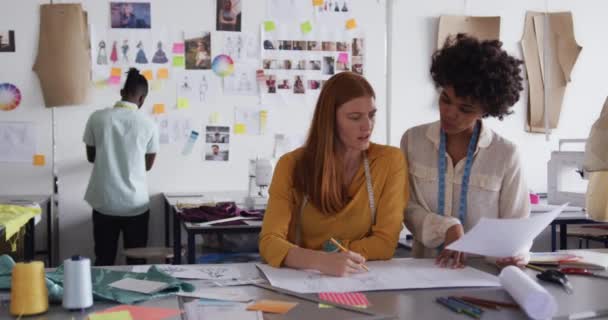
left=63, top=255, right=93, bottom=310
left=10, top=261, right=48, bottom=316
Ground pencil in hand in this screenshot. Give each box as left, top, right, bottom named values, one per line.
left=329, top=237, right=370, bottom=272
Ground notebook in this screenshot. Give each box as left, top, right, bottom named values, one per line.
left=530, top=251, right=608, bottom=270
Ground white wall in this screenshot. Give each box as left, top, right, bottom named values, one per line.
left=0, top=0, right=388, bottom=263
left=389, top=0, right=607, bottom=194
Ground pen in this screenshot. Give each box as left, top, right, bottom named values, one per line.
left=329, top=238, right=369, bottom=272
left=458, top=296, right=519, bottom=309
left=436, top=297, right=480, bottom=319
left=447, top=297, right=484, bottom=315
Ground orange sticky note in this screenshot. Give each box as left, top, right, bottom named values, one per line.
left=97, top=305, right=180, bottom=320
left=247, top=300, right=298, bottom=314
left=153, top=104, right=165, bottom=114
left=33, top=154, right=45, bottom=166
left=111, top=67, right=122, bottom=77
left=157, top=68, right=169, bottom=80
left=312, top=0, right=324, bottom=6
left=141, top=70, right=153, bottom=81
left=346, top=18, right=357, bottom=30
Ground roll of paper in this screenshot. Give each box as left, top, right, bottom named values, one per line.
left=499, top=266, right=557, bottom=320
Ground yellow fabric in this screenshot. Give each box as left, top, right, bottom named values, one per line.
left=259, top=143, right=409, bottom=267
left=0, top=204, right=41, bottom=240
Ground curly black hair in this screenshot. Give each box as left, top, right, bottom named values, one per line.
left=430, top=33, right=524, bottom=120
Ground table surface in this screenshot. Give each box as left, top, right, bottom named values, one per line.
left=2, top=251, right=608, bottom=320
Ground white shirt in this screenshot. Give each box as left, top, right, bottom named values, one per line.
left=83, top=101, right=159, bottom=216
left=401, top=121, right=530, bottom=258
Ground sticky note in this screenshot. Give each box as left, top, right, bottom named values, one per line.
left=94, top=80, right=108, bottom=88
left=111, top=67, right=122, bottom=77
left=153, top=104, right=165, bottom=114
left=141, top=70, right=153, bottom=81
left=209, top=112, right=221, bottom=124
left=247, top=300, right=298, bottom=314
left=260, top=110, right=268, bottom=133
left=150, top=80, right=162, bottom=91
left=301, top=21, right=312, bottom=34
left=33, top=154, right=45, bottom=166
left=338, top=53, right=349, bottom=64
left=172, top=56, right=185, bottom=67
left=177, top=97, right=189, bottom=109
left=97, top=305, right=180, bottom=320
left=234, top=123, right=246, bottom=134
left=264, top=20, right=276, bottom=32
left=157, top=68, right=169, bottom=80
left=313, top=0, right=324, bottom=6
left=172, top=43, right=185, bottom=54
left=109, top=76, right=121, bottom=85
left=89, top=310, right=133, bottom=320
left=346, top=18, right=357, bottom=30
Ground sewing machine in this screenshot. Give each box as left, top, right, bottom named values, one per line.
left=244, top=158, right=273, bottom=210
left=547, top=139, right=588, bottom=207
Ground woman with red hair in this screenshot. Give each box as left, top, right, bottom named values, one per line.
left=259, top=72, right=409, bottom=276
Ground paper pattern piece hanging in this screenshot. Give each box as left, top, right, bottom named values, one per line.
left=33, top=3, right=90, bottom=107
left=224, top=63, right=258, bottom=96
left=437, top=15, right=500, bottom=48
left=177, top=71, right=218, bottom=105
left=0, top=122, right=36, bottom=163
left=257, top=258, right=499, bottom=294
left=521, top=11, right=582, bottom=133
left=584, top=97, right=608, bottom=172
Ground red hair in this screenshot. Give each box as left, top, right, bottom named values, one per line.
left=293, top=72, right=375, bottom=214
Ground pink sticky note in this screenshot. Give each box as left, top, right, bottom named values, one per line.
left=108, top=76, right=121, bottom=85
left=319, top=292, right=370, bottom=307
left=98, top=305, right=181, bottom=320
left=172, top=43, right=185, bottom=54
left=338, top=53, right=349, bottom=64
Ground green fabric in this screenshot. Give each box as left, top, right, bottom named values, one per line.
left=0, top=204, right=41, bottom=240
left=0, top=255, right=195, bottom=304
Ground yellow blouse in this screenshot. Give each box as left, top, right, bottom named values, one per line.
left=259, top=143, right=409, bottom=267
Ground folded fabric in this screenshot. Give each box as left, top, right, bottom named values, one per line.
left=179, top=202, right=264, bottom=225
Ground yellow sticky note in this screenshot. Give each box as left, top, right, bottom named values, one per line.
left=141, top=70, right=153, bottom=81
left=173, top=56, right=185, bottom=67
left=153, top=104, right=165, bottom=114
left=247, top=300, right=298, bottom=314
left=94, top=80, right=108, bottom=88
left=33, top=154, right=45, bottom=166
left=89, top=310, right=133, bottom=320
left=260, top=110, right=268, bottom=133
left=264, top=21, right=276, bottom=32
left=157, top=68, right=169, bottom=80
left=209, top=112, right=221, bottom=124
left=346, top=18, right=357, bottom=30
left=111, top=67, right=122, bottom=77
left=313, top=0, right=324, bottom=6
left=234, top=123, right=246, bottom=134
left=177, top=97, right=189, bottom=109
left=301, top=21, right=312, bottom=34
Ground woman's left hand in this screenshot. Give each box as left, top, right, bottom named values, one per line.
left=495, top=255, right=527, bottom=269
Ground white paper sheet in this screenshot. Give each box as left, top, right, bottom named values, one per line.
left=234, top=107, right=266, bottom=135
left=223, top=33, right=259, bottom=61
left=154, top=114, right=192, bottom=145
left=0, top=122, right=36, bottom=163
left=257, top=258, right=499, bottom=294
left=447, top=204, right=567, bottom=257
left=176, top=287, right=252, bottom=302
left=177, top=70, right=219, bottom=105
left=133, top=264, right=242, bottom=280
left=108, top=278, right=169, bottom=294
left=224, top=64, right=259, bottom=96
left=182, top=300, right=262, bottom=320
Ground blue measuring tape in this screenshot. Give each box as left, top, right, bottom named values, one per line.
left=437, top=121, right=481, bottom=223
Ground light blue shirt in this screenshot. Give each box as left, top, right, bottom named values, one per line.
left=83, top=101, right=159, bottom=216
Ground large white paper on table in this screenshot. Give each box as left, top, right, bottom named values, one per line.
left=257, top=258, right=499, bottom=294
left=132, top=264, right=241, bottom=280
left=0, top=122, right=36, bottom=163
left=176, top=287, right=252, bottom=302
left=447, top=204, right=567, bottom=257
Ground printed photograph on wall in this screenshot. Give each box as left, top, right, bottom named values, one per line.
left=185, top=33, right=212, bottom=70
left=216, top=0, right=242, bottom=32
left=352, top=56, right=363, bottom=75
left=110, top=2, right=151, bottom=29
left=0, top=30, right=15, bottom=52
left=322, top=56, right=335, bottom=75
left=263, top=40, right=277, bottom=50
left=293, top=75, right=305, bottom=94
left=204, top=125, right=230, bottom=161
left=352, top=38, right=364, bottom=56
left=265, top=75, right=277, bottom=94
left=307, top=41, right=320, bottom=51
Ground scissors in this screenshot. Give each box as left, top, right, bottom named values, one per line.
left=536, top=269, right=573, bottom=294
left=560, top=267, right=608, bottom=280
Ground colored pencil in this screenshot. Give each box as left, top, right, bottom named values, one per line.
left=329, top=238, right=370, bottom=271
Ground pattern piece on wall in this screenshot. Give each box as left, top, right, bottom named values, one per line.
left=0, top=83, right=22, bottom=111
left=521, top=11, right=582, bottom=134
left=33, top=4, right=90, bottom=107
left=0, top=122, right=36, bottom=163
left=437, top=15, right=500, bottom=49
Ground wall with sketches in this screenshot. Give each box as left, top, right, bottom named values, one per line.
left=0, top=0, right=388, bottom=262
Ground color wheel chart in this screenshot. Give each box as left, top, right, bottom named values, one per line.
left=212, top=54, right=235, bottom=77
left=0, top=83, right=21, bottom=111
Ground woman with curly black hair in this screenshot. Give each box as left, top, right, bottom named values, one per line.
left=401, top=34, right=530, bottom=269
